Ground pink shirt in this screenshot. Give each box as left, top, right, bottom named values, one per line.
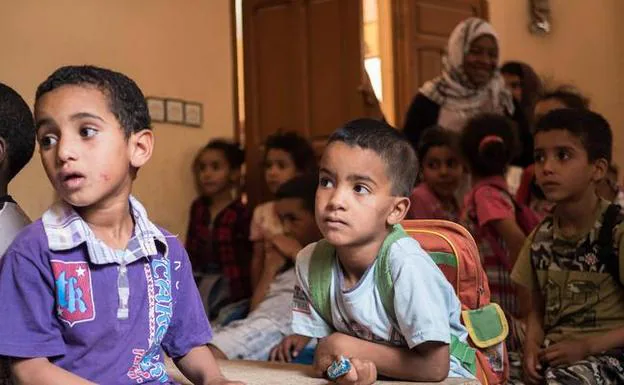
left=407, top=183, right=460, bottom=222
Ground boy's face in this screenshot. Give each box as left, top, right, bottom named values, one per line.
left=265, top=149, right=299, bottom=194
left=275, top=197, right=320, bottom=246
left=534, top=129, right=606, bottom=204
left=35, top=85, right=152, bottom=209
left=316, top=142, right=408, bottom=250
left=196, top=149, right=237, bottom=197
left=421, top=145, right=463, bottom=199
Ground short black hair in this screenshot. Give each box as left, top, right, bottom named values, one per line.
left=35, top=65, right=150, bottom=136
left=538, top=85, right=589, bottom=110
left=195, top=139, right=244, bottom=170
left=264, top=131, right=317, bottom=175
left=534, top=108, right=611, bottom=163
left=417, top=125, right=460, bottom=164
left=275, top=174, right=318, bottom=213
left=327, top=118, right=417, bottom=197
left=460, top=113, right=518, bottom=178
left=0, top=83, right=36, bottom=180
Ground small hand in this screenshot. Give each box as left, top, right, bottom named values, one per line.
left=263, top=242, right=287, bottom=273
left=313, top=333, right=352, bottom=376
left=538, top=338, right=591, bottom=367
left=522, top=343, right=544, bottom=385
left=335, top=358, right=377, bottom=385
left=269, top=334, right=312, bottom=362
left=269, top=235, right=303, bottom=261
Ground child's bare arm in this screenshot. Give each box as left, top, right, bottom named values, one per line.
left=250, top=241, right=264, bottom=290
left=314, top=332, right=449, bottom=382
left=523, top=288, right=545, bottom=385
left=11, top=357, right=96, bottom=385
left=175, top=345, right=245, bottom=385
left=492, top=218, right=526, bottom=267
left=249, top=243, right=286, bottom=311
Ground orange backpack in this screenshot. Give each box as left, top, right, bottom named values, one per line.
left=402, top=219, right=509, bottom=385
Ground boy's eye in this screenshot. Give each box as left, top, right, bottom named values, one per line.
left=556, top=150, right=571, bottom=161
left=39, top=135, right=58, bottom=149
left=80, top=127, right=98, bottom=138
left=533, top=152, right=545, bottom=163
left=319, top=177, right=334, bottom=188
left=353, top=184, right=371, bottom=195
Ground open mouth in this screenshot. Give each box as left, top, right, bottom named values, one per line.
left=59, top=172, right=85, bottom=189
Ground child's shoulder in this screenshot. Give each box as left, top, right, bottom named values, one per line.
left=386, top=236, right=440, bottom=274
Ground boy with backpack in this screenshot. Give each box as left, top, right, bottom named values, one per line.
left=290, top=119, right=476, bottom=383
left=512, top=109, right=624, bottom=385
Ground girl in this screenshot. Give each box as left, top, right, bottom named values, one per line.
left=186, top=139, right=252, bottom=319
left=408, top=126, right=463, bottom=221
left=249, top=131, right=317, bottom=309
left=460, top=114, right=529, bottom=319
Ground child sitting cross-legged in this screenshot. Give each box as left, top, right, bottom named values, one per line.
left=208, top=175, right=322, bottom=361
left=289, top=119, right=476, bottom=384
left=512, top=109, right=624, bottom=385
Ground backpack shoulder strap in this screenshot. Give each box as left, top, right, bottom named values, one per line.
left=308, top=240, right=336, bottom=327
left=374, top=224, right=410, bottom=325
left=597, top=203, right=622, bottom=287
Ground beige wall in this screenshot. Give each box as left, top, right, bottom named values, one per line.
left=1, top=1, right=235, bottom=237
left=489, top=0, right=624, bottom=168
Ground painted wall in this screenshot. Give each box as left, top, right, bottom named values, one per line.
left=0, top=1, right=235, bottom=237
left=489, top=0, right=624, bottom=168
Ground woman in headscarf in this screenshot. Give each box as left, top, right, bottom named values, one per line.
left=403, top=18, right=514, bottom=149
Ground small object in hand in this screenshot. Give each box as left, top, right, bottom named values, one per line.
left=326, top=355, right=352, bottom=380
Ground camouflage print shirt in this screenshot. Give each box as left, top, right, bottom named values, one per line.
left=511, top=199, right=624, bottom=344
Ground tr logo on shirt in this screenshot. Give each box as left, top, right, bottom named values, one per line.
left=51, top=260, right=96, bottom=326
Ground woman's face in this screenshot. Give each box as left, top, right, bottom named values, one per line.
left=463, top=35, right=498, bottom=88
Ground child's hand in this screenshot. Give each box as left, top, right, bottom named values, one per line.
left=313, top=333, right=351, bottom=376
left=539, top=338, right=591, bottom=367
left=269, top=234, right=302, bottom=260
left=333, top=358, right=377, bottom=385
left=269, top=334, right=312, bottom=362
left=522, top=343, right=544, bottom=385
left=263, top=241, right=287, bottom=273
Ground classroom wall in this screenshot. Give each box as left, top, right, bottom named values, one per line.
left=489, top=0, right=624, bottom=168
left=0, top=1, right=235, bottom=237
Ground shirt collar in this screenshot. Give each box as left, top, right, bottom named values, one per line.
left=42, top=195, right=168, bottom=265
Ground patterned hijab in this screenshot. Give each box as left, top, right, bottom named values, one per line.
left=420, top=18, right=514, bottom=127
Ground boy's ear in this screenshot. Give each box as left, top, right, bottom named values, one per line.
left=591, top=158, right=609, bottom=183
left=386, top=196, right=410, bottom=226
left=129, top=129, right=154, bottom=168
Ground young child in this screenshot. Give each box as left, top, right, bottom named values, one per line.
left=0, top=66, right=242, bottom=385
left=186, top=139, right=252, bottom=318
left=512, top=109, right=624, bottom=385
left=209, top=175, right=321, bottom=361
left=250, top=131, right=316, bottom=309
left=460, top=114, right=528, bottom=319
left=408, top=125, right=463, bottom=221
left=0, top=82, right=36, bottom=256
left=290, top=118, right=475, bottom=383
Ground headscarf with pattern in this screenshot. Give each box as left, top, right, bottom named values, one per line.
left=420, top=18, right=514, bottom=130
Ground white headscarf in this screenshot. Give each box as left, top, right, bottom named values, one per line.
left=420, top=18, right=514, bottom=131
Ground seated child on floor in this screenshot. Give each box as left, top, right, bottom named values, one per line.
left=0, top=65, right=242, bottom=385
left=512, top=109, right=624, bottom=385
left=208, top=175, right=321, bottom=361
left=289, top=118, right=476, bottom=383
left=250, top=131, right=317, bottom=311
left=408, top=125, right=463, bottom=221
left=186, top=139, right=252, bottom=319
left=0, top=82, right=36, bottom=256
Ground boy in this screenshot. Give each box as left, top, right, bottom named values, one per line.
left=0, top=82, right=36, bottom=256
left=512, top=108, right=624, bottom=385
left=0, top=65, right=243, bottom=385
left=209, top=175, right=322, bottom=361
left=290, top=118, right=475, bottom=383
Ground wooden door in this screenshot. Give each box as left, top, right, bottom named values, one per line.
left=392, top=0, right=488, bottom=127
left=242, top=0, right=373, bottom=207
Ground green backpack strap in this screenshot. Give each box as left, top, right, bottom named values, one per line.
left=450, top=335, right=477, bottom=375
left=374, top=224, right=409, bottom=324
left=308, top=240, right=337, bottom=327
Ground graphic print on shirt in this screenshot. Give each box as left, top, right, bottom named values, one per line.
left=51, top=260, right=96, bottom=327
left=127, top=255, right=173, bottom=383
